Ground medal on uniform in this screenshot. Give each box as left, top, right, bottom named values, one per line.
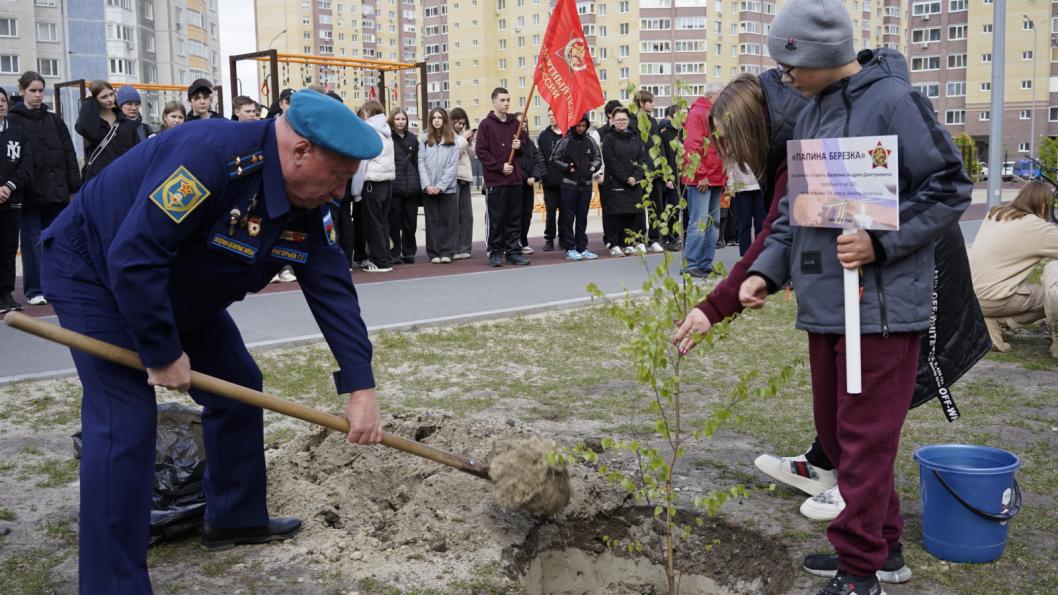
left=247, top=217, right=262, bottom=237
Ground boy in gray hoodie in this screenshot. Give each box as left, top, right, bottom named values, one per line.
left=739, top=1, right=972, bottom=594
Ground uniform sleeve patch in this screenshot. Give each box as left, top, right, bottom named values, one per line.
left=149, top=166, right=211, bottom=223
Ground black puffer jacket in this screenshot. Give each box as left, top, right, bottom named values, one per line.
left=601, top=127, right=646, bottom=214
left=911, top=223, right=990, bottom=421
left=391, top=128, right=421, bottom=196
left=537, top=127, right=564, bottom=189
left=7, top=102, right=81, bottom=209
left=75, top=98, right=141, bottom=181
left=551, top=130, right=601, bottom=190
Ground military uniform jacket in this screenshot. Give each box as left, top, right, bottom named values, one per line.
left=43, top=118, right=375, bottom=393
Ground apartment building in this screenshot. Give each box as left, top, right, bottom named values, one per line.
left=0, top=0, right=220, bottom=114
left=255, top=0, right=420, bottom=121
left=420, top=0, right=904, bottom=130
left=0, top=0, right=69, bottom=94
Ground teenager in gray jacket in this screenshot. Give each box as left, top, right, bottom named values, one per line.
left=738, top=3, right=972, bottom=594
left=418, top=108, right=464, bottom=263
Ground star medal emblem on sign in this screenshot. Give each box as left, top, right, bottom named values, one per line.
left=870, top=141, right=892, bottom=169
left=247, top=217, right=262, bottom=237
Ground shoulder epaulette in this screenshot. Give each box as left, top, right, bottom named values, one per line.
left=227, top=150, right=265, bottom=179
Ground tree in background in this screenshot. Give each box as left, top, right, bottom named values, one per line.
left=953, top=133, right=980, bottom=182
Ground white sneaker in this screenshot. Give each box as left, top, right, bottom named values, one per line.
left=634, top=243, right=647, bottom=254
left=453, top=252, right=471, bottom=260
left=623, top=246, right=636, bottom=255
left=565, top=249, right=583, bottom=261
left=361, top=261, right=393, bottom=273
left=580, top=250, right=598, bottom=260
left=270, top=274, right=281, bottom=284
left=609, top=245, right=625, bottom=257
left=277, top=269, right=297, bottom=283
left=440, top=256, right=452, bottom=263
left=801, top=486, right=845, bottom=521
left=431, top=257, right=442, bottom=264
left=27, top=295, right=48, bottom=306
left=754, top=453, right=837, bottom=497
left=648, top=241, right=664, bottom=253
left=522, top=246, right=534, bottom=255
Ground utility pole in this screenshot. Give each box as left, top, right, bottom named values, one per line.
left=987, top=0, right=1005, bottom=207
left=1024, top=15, right=1038, bottom=160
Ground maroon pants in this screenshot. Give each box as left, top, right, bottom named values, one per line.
left=808, top=332, right=920, bottom=576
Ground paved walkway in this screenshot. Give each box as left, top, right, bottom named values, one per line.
left=0, top=203, right=989, bottom=384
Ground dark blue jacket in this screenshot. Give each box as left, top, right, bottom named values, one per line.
left=749, top=48, right=973, bottom=334
left=42, top=119, right=375, bottom=392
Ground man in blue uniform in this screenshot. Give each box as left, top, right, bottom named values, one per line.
left=40, top=90, right=384, bottom=594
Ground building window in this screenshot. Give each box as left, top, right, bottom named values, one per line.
left=948, top=0, right=966, bottom=11
left=676, top=17, right=706, bottom=29
left=1020, top=109, right=1031, bottom=120
left=108, top=58, right=136, bottom=77
left=947, top=54, right=966, bottom=69
left=37, top=58, right=59, bottom=77
left=1022, top=80, right=1033, bottom=90
left=1023, top=51, right=1034, bottom=61
left=978, top=111, right=989, bottom=121
left=0, top=55, right=19, bottom=74
left=619, top=66, right=629, bottom=79
left=946, top=81, right=965, bottom=96
left=36, top=22, right=58, bottom=42
left=1024, top=20, right=1034, bottom=31
left=981, top=82, right=991, bottom=91
left=947, top=25, right=966, bottom=40
left=944, top=110, right=965, bottom=125
left=911, top=56, right=940, bottom=71
left=912, top=28, right=941, bottom=43
left=0, top=18, right=17, bottom=38
left=982, top=24, right=992, bottom=34
left=913, top=82, right=939, bottom=97
left=981, top=53, right=991, bottom=63
left=1019, top=143, right=1030, bottom=153
left=911, top=1, right=941, bottom=16
left=1049, top=106, right=1058, bottom=122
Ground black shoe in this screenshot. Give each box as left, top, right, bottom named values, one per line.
left=816, top=571, right=886, bottom=595
left=402, top=256, right=416, bottom=264
left=543, top=239, right=555, bottom=251
left=489, top=254, right=504, bottom=267
left=200, top=517, right=302, bottom=551
left=804, top=546, right=911, bottom=584
left=506, top=253, right=530, bottom=266
left=0, top=295, right=23, bottom=314
left=686, top=268, right=712, bottom=279
left=663, top=241, right=682, bottom=252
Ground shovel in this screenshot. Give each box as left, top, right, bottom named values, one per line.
left=4, top=312, right=569, bottom=515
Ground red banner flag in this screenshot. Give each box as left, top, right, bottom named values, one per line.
left=533, top=0, right=605, bottom=134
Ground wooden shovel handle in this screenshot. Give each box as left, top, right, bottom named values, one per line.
left=4, top=312, right=491, bottom=480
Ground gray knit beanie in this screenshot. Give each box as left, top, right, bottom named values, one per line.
left=767, top=0, right=856, bottom=68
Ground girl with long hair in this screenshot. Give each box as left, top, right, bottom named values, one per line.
left=75, top=80, right=141, bottom=180
left=388, top=107, right=422, bottom=263
left=969, top=180, right=1058, bottom=354
left=417, top=107, right=463, bottom=263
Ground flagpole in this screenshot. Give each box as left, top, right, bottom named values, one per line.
left=506, top=80, right=538, bottom=165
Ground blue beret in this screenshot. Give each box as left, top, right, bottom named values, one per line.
left=286, top=90, right=382, bottom=161
left=116, top=86, right=141, bottom=106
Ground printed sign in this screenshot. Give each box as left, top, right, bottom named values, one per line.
left=786, top=136, right=899, bottom=230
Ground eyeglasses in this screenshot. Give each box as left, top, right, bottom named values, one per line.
left=777, top=63, right=797, bottom=81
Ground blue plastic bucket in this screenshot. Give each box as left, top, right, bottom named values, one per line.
left=913, top=444, right=1021, bottom=563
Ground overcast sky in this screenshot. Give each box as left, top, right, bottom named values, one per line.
left=219, top=0, right=260, bottom=114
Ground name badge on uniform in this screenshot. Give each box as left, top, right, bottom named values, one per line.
left=270, top=246, right=309, bottom=264
left=322, top=210, right=337, bottom=246
left=209, top=232, right=258, bottom=262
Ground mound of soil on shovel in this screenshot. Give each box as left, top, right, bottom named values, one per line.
left=265, top=412, right=793, bottom=592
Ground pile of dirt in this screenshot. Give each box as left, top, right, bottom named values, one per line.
left=265, top=411, right=624, bottom=589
